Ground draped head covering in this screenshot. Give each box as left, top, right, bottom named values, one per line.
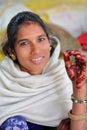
left=0, top=36, right=72, bottom=126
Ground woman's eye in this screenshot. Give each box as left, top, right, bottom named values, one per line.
left=38, top=37, right=45, bottom=42
left=20, top=41, right=29, bottom=46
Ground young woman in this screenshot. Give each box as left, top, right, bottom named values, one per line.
left=0, top=11, right=87, bottom=130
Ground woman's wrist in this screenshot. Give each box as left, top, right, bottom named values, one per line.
left=73, top=83, right=86, bottom=98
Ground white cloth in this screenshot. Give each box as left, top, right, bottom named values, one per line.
left=0, top=37, right=72, bottom=126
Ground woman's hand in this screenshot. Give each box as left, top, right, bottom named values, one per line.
left=63, top=50, right=87, bottom=90
left=63, top=50, right=87, bottom=130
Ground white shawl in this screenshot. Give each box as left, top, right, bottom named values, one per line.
left=0, top=37, right=72, bottom=126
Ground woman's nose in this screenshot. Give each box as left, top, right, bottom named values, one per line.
left=31, top=44, right=40, bottom=54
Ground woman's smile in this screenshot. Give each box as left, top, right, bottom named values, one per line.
left=30, top=56, right=44, bottom=64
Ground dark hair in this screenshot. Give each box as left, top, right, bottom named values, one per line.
left=2, top=11, right=49, bottom=57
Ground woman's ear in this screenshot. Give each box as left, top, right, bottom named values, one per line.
left=49, top=35, right=57, bottom=48
left=7, top=47, right=12, bottom=54
left=7, top=48, right=16, bottom=55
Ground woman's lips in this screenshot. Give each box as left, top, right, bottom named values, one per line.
left=31, top=56, right=43, bottom=64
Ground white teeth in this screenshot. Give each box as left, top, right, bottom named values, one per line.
left=32, top=57, right=42, bottom=61
left=31, top=57, right=43, bottom=63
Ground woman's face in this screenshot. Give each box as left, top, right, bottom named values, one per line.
left=14, top=22, right=50, bottom=75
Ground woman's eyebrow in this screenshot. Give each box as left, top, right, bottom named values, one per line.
left=17, top=39, right=28, bottom=43
left=38, top=34, right=47, bottom=38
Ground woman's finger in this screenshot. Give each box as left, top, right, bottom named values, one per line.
left=63, top=51, right=75, bottom=80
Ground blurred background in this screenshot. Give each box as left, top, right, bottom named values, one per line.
left=0, top=0, right=87, bottom=60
